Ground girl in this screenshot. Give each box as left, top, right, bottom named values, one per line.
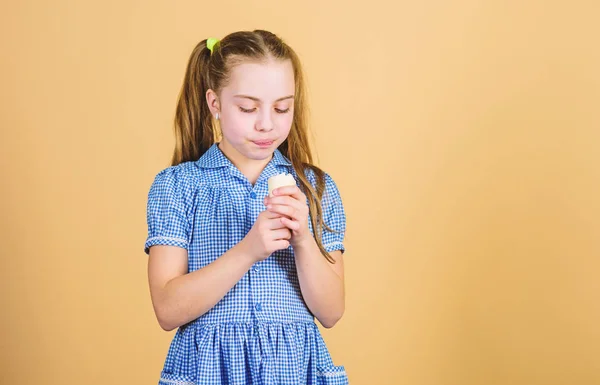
left=145, top=30, right=348, bottom=385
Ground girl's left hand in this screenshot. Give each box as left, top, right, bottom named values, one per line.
left=264, top=186, right=310, bottom=247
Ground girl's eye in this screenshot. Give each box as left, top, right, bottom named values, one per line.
left=239, top=106, right=290, bottom=114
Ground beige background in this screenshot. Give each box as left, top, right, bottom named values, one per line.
left=1, top=1, right=599, bottom=384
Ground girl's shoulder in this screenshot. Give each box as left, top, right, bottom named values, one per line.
left=298, top=165, right=342, bottom=201
left=148, top=160, right=204, bottom=198
left=153, top=160, right=200, bottom=181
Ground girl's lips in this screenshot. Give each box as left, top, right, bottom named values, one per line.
left=253, top=140, right=274, bottom=147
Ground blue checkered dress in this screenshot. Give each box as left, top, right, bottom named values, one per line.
left=144, top=143, right=348, bottom=385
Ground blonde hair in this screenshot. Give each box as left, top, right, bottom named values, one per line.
left=171, top=30, right=337, bottom=263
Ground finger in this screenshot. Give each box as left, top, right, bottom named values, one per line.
left=267, top=204, right=299, bottom=220
left=262, top=208, right=290, bottom=220
left=265, top=217, right=290, bottom=230
left=273, top=239, right=291, bottom=250
left=271, top=185, right=305, bottom=201
left=272, top=228, right=292, bottom=240
left=266, top=195, right=302, bottom=208
left=280, top=216, right=301, bottom=231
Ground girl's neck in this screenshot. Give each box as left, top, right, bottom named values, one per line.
left=218, top=141, right=272, bottom=186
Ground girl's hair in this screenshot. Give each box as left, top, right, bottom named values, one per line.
left=171, top=30, right=337, bottom=263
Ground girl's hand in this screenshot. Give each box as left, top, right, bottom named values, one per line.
left=240, top=209, right=292, bottom=263
left=264, top=186, right=311, bottom=247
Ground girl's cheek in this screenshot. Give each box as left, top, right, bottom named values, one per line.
left=228, top=114, right=254, bottom=129
left=277, top=113, right=293, bottom=125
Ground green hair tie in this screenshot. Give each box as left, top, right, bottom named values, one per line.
left=206, top=38, right=219, bottom=54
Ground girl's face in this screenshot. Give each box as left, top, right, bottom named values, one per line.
left=212, top=59, right=295, bottom=164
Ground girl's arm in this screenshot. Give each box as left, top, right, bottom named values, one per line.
left=293, top=240, right=345, bottom=328
left=147, top=209, right=291, bottom=331
left=266, top=184, right=346, bottom=328
left=147, top=244, right=254, bottom=331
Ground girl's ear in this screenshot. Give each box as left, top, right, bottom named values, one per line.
left=206, top=89, right=220, bottom=116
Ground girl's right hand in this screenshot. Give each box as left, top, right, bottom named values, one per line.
left=239, top=209, right=292, bottom=263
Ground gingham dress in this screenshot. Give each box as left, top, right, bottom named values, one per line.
left=144, top=143, right=348, bottom=385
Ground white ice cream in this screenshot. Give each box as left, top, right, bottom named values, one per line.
left=268, top=173, right=296, bottom=196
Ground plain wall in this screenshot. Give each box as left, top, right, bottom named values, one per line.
left=1, top=1, right=599, bottom=384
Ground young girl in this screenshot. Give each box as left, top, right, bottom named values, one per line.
left=144, top=30, right=348, bottom=385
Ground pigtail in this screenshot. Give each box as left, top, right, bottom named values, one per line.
left=171, top=40, right=216, bottom=166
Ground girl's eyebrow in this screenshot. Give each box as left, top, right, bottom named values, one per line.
left=234, top=94, right=295, bottom=102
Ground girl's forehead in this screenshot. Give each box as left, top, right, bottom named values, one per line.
left=223, top=60, right=295, bottom=101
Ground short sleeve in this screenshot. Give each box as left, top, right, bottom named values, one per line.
left=321, top=173, right=347, bottom=254
left=144, top=167, right=190, bottom=255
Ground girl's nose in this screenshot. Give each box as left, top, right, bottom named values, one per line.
left=257, top=110, right=274, bottom=131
